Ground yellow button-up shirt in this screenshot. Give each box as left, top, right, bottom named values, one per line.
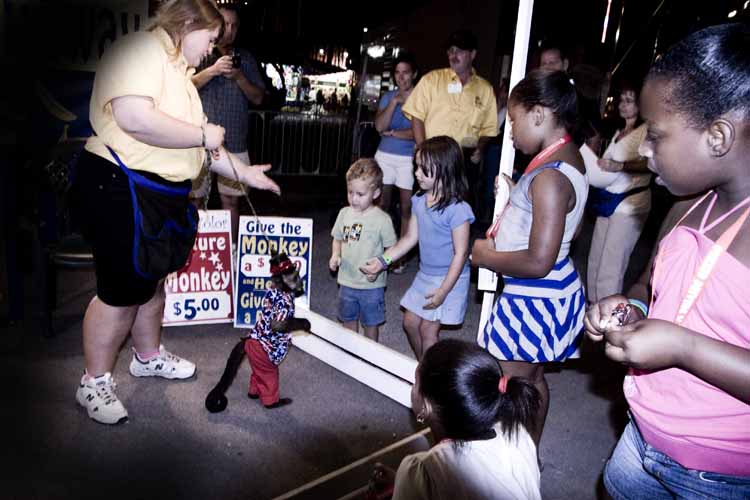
left=86, top=27, right=205, bottom=181
left=402, top=68, right=497, bottom=148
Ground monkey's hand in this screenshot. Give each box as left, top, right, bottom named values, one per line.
left=271, top=317, right=311, bottom=333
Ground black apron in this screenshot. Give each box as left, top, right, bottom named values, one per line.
left=106, top=146, right=197, bottom=280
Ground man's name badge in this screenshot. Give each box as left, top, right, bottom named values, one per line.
left=447, top=81, right=462, bottom=94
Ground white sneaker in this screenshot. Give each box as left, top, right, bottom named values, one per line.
left=129, top=345, right=196, bottom=379
left=76, top=372, right=129, bottom=425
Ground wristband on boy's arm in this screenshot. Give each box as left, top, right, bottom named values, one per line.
left=378, top=254, right=392, bottom=269
left=628, top=298, right=648, bottom=317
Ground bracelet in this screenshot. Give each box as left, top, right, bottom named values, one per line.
left=382, top=254, right=393, bottom=265
left=628, top=298, right=648, bottom=317
left=377, top=255, right=389, bottom=270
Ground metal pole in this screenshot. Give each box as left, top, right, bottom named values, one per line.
left=353, top=53, right=368, bottom=159
left=478, top=0, right=535, bottom=332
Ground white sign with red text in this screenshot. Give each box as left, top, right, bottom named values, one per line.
left=162, top=210, right=234, bottom=326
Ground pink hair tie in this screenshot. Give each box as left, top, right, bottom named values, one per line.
left=498, top=375, right=509, bottom=394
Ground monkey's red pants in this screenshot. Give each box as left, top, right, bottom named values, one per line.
left=244, top=339, right=280, bottom=406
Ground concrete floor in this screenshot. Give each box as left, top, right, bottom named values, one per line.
left=1, top=185, right=669, bottom=500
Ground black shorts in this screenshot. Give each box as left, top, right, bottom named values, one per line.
left=72, top=150, right=192, bottom=306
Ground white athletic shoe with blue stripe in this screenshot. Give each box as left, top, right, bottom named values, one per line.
left=76, top=372, right=129, bottom=425
left=129, top=345, right=196, bottom=379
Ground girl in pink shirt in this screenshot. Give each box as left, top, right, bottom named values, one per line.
left=584, top=23, right=750, bottom=499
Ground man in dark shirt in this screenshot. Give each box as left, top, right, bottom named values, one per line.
left=191, top=4, right=266, bottom=244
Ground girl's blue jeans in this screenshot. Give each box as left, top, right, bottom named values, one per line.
left=604, top=420, right=750, bottom=500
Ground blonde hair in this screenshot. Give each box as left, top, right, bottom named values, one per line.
left=149, top=0, right=223, bottom=56
left=346, top=158, right=383, bottom=190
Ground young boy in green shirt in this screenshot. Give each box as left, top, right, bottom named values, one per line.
left=330, top=159, right=397, bottom=341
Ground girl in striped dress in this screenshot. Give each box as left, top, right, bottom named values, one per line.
left=471, top=70, right=588, bottom=449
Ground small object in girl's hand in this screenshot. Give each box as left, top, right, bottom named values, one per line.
left=611, top=303, right=632, bottom=326
left=486, top=177, right=511, bottom=239
left=599, top=303, right=633, bottom=331
left=486, top=215, right=502, bottom=239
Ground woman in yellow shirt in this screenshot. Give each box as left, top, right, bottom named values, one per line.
left=73, top=0, right=279, bottom=425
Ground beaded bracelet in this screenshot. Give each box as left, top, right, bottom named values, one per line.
left=628, top=298, right=648, bottom=317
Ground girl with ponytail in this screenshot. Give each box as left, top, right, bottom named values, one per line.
left=370, top=339, right=542, bottom=500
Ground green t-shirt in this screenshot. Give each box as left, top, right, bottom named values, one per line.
left=332, top=206, right=397, bottom=289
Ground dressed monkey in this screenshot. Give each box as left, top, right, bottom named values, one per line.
left=206, top=253, right=311, bottom=412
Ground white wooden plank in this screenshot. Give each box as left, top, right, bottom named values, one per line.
left=296, top=309, right=417, bottom=383
left=292, top=331, right=413, bottom=407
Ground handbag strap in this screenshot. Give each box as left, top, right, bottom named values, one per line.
left=106, top=146, right=190, bottom=196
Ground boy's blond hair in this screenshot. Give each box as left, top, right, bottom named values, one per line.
left=346, top=159, right=383, bottom=190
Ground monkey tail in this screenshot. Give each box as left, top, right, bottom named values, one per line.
left=205, top=339, right=247, bottom=413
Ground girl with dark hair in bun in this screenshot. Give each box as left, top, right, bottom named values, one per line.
left=371, top=339, right=542, bottom=500
left=471, top=69, right=588, bottom=451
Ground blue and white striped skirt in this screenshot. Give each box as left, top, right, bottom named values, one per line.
left=479, top=257, right=586, bottom=362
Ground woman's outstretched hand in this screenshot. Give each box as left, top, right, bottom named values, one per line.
left=240, top=163, right=281, bottom=195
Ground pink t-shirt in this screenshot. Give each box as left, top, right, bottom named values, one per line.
left=625, top=200, right=750, bottom=475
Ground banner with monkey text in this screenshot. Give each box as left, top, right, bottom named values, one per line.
left=162, top=210, right=235, bottom=326
left=234, top=217, right=313, bottom=328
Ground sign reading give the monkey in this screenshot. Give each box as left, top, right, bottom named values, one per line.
left=235, top=216, right=313, bottom=328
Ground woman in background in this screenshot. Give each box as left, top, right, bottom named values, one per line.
left=586, top=81, right=651, bottom=303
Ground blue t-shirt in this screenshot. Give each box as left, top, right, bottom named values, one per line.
left=377, top=90, right=416, bottom=157
left=413, top=194, right=475, bottom=276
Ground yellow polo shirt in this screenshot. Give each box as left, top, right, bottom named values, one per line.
left=86, top=27, right=205, bottom=181
left=402, top=68, right=497, bottom=148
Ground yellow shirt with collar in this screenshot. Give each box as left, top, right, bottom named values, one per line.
left=402, top=68, right=497, bottom=148
left=86, top=27, right=205, bottom=182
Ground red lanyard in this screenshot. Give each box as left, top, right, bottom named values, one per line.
left=671, top=197, right=750, bottom=325
left=524, top=134, right=572, bottom=174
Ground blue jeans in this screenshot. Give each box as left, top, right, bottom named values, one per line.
left=604, top=421, right=750, bottom=500
left=337, top=285, right=385, bottom=326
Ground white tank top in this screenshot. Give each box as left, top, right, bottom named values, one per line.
left=496, top=161, right=588, bottom=263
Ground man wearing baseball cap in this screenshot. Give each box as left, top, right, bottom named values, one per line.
left=402, top=29, right=496, bottom=210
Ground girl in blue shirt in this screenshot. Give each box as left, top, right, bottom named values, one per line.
left=363, top=136, right=474, bottom=360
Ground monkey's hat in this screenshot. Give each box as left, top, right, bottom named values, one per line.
left=270, top=253, right=296, bottom=276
